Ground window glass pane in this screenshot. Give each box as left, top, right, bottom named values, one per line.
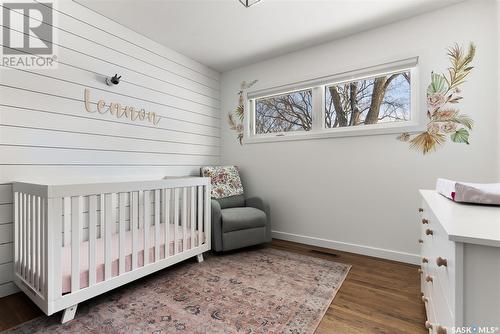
left=325, top=71, right=411, bottom=128
left=255, top=89, right=312, bottom=134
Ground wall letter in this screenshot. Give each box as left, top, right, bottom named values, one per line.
left=84, top=88, right=95, bottom=112
left=97, top=100, right=106, bottom=114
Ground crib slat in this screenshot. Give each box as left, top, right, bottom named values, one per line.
left=100, top=195, right=105, bottom=239
left=182, top=188, right=187, bottom=252
left=41, top=198, right=47, bottom=297
left=164, top=189, right=170, bottom=258
left=89, top=195, right=97, bottom=287
left=204, top=185, right=210, bottom=246
left=104, top=194, right=113, bottom=280
left=25, top=195, right=29, bottom=280
left=14, top=193, right=19, bottom=276
left=23, top=194, right=27, bottom=279
left=63, top=197, right=71, bottom=246
left=20, top=193, right=27, bottom=277
left=144, top=190, right=150, bottom=265
left=131, top=191, right=138, bottom=270
left=35, top=197, right=40, bottom=291
left=173, top=188, right=179, bottom=255
left=119, top=193, right=126, bottom=275
left=190, top=187, right=195, bottom=250
left=198, top=186, right=203, bottom=246
left=154, top=190, right=160, bottom=262
left=29, top=194, right=33, bottom=283
left=14, top=193, right=18, bottom=272
left=50, top=198, right=63, bottom=299
left=71, top=196, right=82, bottom=292
left=31, top=196, right=36, bottom=286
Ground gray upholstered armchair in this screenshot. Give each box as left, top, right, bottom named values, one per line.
left=201, top=166, right=271, bottom=252
left=211, top=194, right=271, bottom=252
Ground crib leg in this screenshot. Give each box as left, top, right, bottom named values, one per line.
left=61, top=304, right=78, bottom=323
left=196, top=253, right=204, bottom=263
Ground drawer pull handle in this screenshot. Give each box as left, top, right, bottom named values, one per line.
left=419, top=208, right=424, bottom=212
left=425, top=321, right=433, bottom=329
left=437, top=326, right=447, bottom=334
left=422, top=257, right=429, bottom=263
left=436, top=257, right=448, bottom=267
left=425, top=275, right=433, bottom=282
left=422, top=218, right=429, bottom=224
left=425, top=228, right=433, bottom=235
left=421, top=296, right=428, bottom=302
left=418, top=239, right=423, bottom=244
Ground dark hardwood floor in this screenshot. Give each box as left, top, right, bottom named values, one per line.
left=271, top=240, right=427, bottom=334
left=0, top=239, right=426, bottom=333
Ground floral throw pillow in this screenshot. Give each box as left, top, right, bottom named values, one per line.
left=201, top=166, right=244, bottom=199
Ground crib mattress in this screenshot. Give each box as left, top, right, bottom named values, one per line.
left=61, top=224, right=203, bottom=293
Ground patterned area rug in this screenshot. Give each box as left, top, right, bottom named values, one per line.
left=6, top=248, right=350, bottom=334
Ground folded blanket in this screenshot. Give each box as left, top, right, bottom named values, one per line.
left=436, top=178, right=500, bottom=205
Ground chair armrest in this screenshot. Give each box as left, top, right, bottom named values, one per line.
left=245, top=196, right=265, bottom=212
left=211, top=199, right=223, bottom=251
left=246, top=196, right=272, bottom=242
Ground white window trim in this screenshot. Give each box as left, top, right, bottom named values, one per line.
left=244, top=57, right=420, bottom=144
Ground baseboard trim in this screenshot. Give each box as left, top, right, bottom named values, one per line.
left=272, top=230, right=420, bottom=265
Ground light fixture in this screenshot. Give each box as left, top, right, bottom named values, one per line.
left=105, top=74, right=121, bottom=86
left=239, top=0, right=261, bottom=8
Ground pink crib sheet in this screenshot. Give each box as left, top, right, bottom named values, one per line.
left=61, top=224, right=203, bottom=293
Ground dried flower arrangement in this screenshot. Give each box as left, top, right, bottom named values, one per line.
left=228, top=80, right=258, bottom=144
left=398, top=43, right=476, bottom=154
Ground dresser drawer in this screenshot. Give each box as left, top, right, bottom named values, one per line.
left=420, top=200, right=457, bottom=330
left=422, top=275, right=437, bottom=334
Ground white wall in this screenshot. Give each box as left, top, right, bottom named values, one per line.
left=0, top=0, right=220, bottom=296
left=221, top=0, right=499, bottom=264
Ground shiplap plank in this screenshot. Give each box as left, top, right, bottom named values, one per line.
left=0, top=185, right=12, bottom=204
left=0, top=146, right=219, bottom=166
left=0, top=243, right=13, bottom=264
left=1, top=166, right=201, bottom=184
left=55, top=1, right=220, bottom=82
left=3, top=23, right=219, bottom=97
left=55, top=0, right=220, bottom=81
left=0, top=70, right=219, bottom=134
left=0, top=102, right=220, bottom=147
left=1, top=126, right=219, bottom=157
left=0, top=204, right=13, bottom=224
left=0, top=52, right=219, bottom=119
left=0, top=223, right=14, bottom=244
left=46, top=50, right=220, bottom=108
left=0, top=281, right=19, bottom=298
left=0, top=262, right=13, bottom=284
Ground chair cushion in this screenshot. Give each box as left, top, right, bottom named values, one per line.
left=221, top=207, right=266, bottom=233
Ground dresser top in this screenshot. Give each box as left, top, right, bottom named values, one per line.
left=420, top=190, right=500, bottom=247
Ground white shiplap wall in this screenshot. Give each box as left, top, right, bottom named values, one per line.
left=0, top=0, right=220, bottom=296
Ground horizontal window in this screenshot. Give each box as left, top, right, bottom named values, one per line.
left=325, top=71, right=411, bottom=128
left=246, top=58, right=419, bottom=143
left=255, top=89, right=312, bottom=134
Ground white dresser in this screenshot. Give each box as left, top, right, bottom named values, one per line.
left=419, top=190, right=500, bottom=334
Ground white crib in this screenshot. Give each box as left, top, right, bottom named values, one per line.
left=12, top=178, right=211, bottom=323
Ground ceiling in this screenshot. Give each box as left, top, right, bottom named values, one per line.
left=77, top=0, right=464, bottom=72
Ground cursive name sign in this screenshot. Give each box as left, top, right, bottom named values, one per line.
left=84, top=88, right=161, bottom=126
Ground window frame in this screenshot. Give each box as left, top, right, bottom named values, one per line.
left=245, top=57, right=420, bottom=144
